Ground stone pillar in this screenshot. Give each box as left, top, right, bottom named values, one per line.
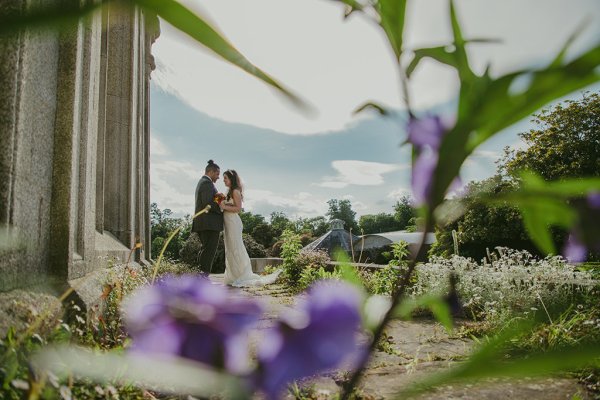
left=0, top=0, right=61, bottom=291
left=0, top=0, right=157, bottom=300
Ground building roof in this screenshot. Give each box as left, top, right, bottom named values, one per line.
left=303, top=219, right=360, bottom=256
left=353, top=230, right=436, bottom=250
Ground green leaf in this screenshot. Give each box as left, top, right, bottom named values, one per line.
left=33, top=345, right=246, bottom=398
left=133, top=0, right=308, bottom=110
left=520, top=204, right=558, bottom=254
left=353, top=101, right=391, bottom=116
left=449, top=0, right=475, bottom=83
left=394, top=294, right=453, bottom=332
left=338, top=262, right=365, bottom=290
left=406, top=46, right=456, bottom=78
left=550, top=18, right=589, bottom=68
left=376, top=0, right=408, bottom=60
left=467, top=42, right=600, bottom=149
left=398, top=335, right=600, bottom=398
left=328, top=0, right=365, bottom=17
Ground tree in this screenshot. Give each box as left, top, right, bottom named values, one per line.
left=501, top=92, right=600, bottom=181
left=251, top=223, right=276, bottom=248
left=359, top=213, right=403, bottom=234
left=270, top=212, right=293, bottom=237
left=291, top=216, right=329, bottom=237
left=326, top=199, right=359, bottom=233
left=393, top=196, right=416, bottom=229
left=429, top=176, right=538, bottom=259
left=150, top=203, right=189, bottom=261
left=239, top=211, right=266, bottom=234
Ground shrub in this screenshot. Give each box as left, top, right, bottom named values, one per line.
left=179, top=232, right=202, bottom=267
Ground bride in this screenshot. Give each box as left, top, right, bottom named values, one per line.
left=219, top=170, right=281, bottom=287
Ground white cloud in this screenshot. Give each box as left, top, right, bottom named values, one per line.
left=151, top=160, right=202, bottom=216
left=150, top=135, right=170, bottom=156
left=152, top=0, right=600, bottom=134
left=243, top=189, right=328, bottom=218
left=317, top=160, right=407, bottom=188
left=387, top=188, right=412, bottom=201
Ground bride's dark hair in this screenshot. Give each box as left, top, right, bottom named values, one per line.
left=224, top=169, right=243, bottom=200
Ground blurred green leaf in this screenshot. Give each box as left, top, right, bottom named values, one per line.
left=428, top=39, right=600, bottom=215
left=486, top=172, right=599, bottom=254
left=33, top=345, right=246, bottom=398
left=407, top=46, right=457, bottom=78
left=395, top=294, right=453, bottom=332
left=550, top=18, right=589, bottom=68
left=134, top=0, right=308, bottom=110
left=329, top=0, right=365, bottom=17
left=398, top=335, right=600, bottom=398
left=467, top=42, right=600, bottom=150
left=449, top=0, right=475, bottom=83
left=376, top=0, right=408, bottom=61
left=353, top=101, right=390, bottom=116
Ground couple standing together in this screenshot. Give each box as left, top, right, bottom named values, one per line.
left=191, top=160, right=280, bottom=287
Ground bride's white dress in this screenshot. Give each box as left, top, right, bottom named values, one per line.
left=222, top=204, right=281, bottom=287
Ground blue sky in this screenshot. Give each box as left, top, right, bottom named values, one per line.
left=150, top=0, right=600, bottom=220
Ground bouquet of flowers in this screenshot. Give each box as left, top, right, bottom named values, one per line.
left=214, top=193, right=226, bottom=205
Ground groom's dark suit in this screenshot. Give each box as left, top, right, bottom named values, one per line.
left=192, top=175, right=223, bottom=274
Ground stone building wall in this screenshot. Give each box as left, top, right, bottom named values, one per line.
left=0, top=1, right=158, bottom=303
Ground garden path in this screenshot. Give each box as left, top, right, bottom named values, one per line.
left=209, top=274, right=591, bottom=400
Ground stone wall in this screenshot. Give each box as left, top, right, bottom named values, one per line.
left=0, top=0, right=159, bottom=311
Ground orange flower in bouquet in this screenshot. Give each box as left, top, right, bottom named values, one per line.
left=214, top=193, right=226, bottom=205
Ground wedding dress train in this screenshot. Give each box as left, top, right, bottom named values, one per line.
left=222, top=208, right=281, bottom=287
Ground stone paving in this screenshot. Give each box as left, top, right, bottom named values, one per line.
left=209, top=274, right=591, bottom=400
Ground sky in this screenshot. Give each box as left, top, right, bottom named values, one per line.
left=150, top=0, right=600, bottom=221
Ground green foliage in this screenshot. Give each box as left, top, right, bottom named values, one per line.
left=292, top=216, right=329, bottom=237
left=361, top=241, right=411, bottom=295
left=280, top=229, right=304, bottom=285
left=430, top=176, right=536, bottom=259
left=326, top=199, right=359, bottom=233
left=0, top=269, right=152, bottom=399
left=294, top=251, right=335, bottom=291
left=270, top=212, right=294, bottom=238
left=240, top=211, right=266, bottom=235
left=498, top=171, right=600, bottom=255
left=358, top=212, right=404, bottom=234
left=393, top=195, right=417, bottom=229
left=150, top=203, right=190, bottom=261
left=501, top=92, right=600, bottom=181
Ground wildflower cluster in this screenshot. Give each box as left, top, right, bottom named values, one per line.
left=412, top=248, right=597, bottom=324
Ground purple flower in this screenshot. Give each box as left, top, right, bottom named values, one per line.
left=123, top=275, right=262, bottom=373
left=252, top=280, right=364, bottom=400
left=407, top=115, right=454, bottom=206
left=563, top=232, right=587, bottom=263
left=407, top=115, right=448, bottom=150
left=412, top=149, right=439, bottom=206
left=588, top=191, right=600, bottom=209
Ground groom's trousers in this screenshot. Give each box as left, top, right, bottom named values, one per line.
left=198, top=230, right=220, bottom=275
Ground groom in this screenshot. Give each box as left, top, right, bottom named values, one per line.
left=192, top=160, right=224, bottom=275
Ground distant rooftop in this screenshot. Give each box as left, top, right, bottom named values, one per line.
left=303, top=219, right=359, bottom=256
left=353, top=230, right=436, bottom=250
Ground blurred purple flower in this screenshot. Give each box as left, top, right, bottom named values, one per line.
left=588, top=191, right=600, bottom=209
left=252, top=280, right=364, bottom=400
left=407, top=115, right=454, bottom=206
left=563, top=232, right=587, bottom=263
left=412, top=149, right=439, bottom=206
left=123, top=275, right=262, bottom=373
left=407, top=115, right=448, bottom=150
